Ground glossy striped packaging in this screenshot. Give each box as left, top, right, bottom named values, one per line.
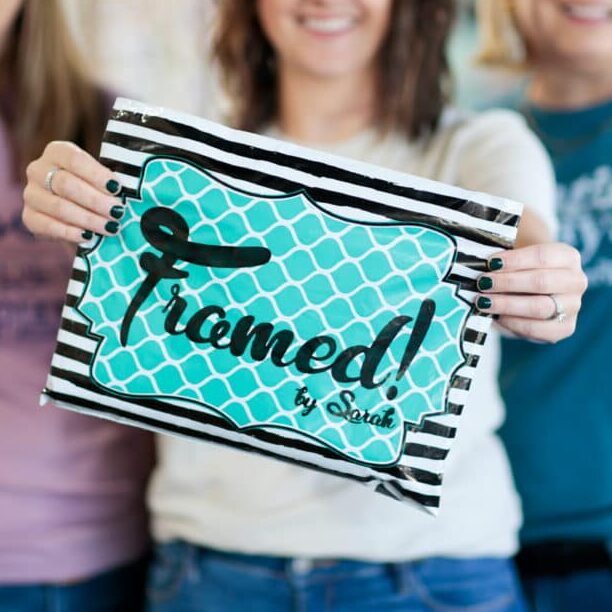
left=42, top=98, right=523, bottom=513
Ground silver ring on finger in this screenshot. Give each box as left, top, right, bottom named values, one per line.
left=547, top=294, right=567, bottom=323
left=44, top=167, right=61, bottom=195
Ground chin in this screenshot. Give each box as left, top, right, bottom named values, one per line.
left=557, top=53, right=612, bottom=76
left=306, top=67, right=364, bottom=80
left=298, top=58, right=371, bottom=80
left=558, top=41, right=612, bottom=65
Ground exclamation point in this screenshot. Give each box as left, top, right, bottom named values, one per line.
left=386, top=299, right=436, bottom=400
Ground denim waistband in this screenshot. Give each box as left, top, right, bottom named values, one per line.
left=160, top=540, right=426, bottom=580
left=187, top=542, right=387, bottom=575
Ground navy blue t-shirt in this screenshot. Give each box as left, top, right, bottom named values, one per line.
left=499, top=97, right=612, bottom=543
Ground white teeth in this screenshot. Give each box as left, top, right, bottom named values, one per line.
left=301, top=17, right=356, bottom=34
left=564, top=3, right=611, bottom=20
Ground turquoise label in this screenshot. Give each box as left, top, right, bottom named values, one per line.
left=78, top=157, right=470, bottom=466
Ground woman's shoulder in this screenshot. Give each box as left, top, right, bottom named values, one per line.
left=428, top=105, right=552, bottom=177
left=422, top=106, right=557, bottom=231
left=436, top=106, right=533, bottom=144
left=419, top=106, right=550, bottom=182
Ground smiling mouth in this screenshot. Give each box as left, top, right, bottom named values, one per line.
left=561, top=2, right=612, bottom=21
left=298, top=16, right=358, bottom=35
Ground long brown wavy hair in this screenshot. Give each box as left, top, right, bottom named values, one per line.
left=213, top=0, right=456, bottom=141
left=0, top=0, right=107, bottom=180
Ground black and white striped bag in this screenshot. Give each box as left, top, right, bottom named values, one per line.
left=43, top=98, right=522, bottom=513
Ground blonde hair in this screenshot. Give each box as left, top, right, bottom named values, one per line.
left=1, top=0, right=107, bottom=179
left=475, top=0, right=528, bottom=71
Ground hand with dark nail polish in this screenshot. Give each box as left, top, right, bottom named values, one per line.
left=106, top=179, right=121, bottom=195
left=110, top=205, right=125, bottom=219
left=478, top=276, right=493, bottom=291
left=488, top=258, right=503, bottom=271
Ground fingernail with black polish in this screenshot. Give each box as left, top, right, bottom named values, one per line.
left=105, top=221, right=119, bottom=234
left=106, top=179, right=121, bottom=195
left=110, top=205, right=125, bottom=219
left=81, top=230, right=93, bottom=240
left=489, top=258, right=503, bottom=271
left=477, top=296, right=492, bottom=310
left=478, top=276, right=494, bottom=291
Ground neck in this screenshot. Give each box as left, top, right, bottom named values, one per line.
left=528, top=66, right=612, bottom=109
left=277, top=66, right=377, bottom=145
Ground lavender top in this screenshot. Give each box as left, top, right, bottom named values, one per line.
left=0, top=118, right=154, bottom=583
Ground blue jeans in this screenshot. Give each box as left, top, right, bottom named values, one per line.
left=0, top=556, right=148, bottom=612
left=522, top=569, right=612, bottom=612
left=147, top=541, right=527, bottom=612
